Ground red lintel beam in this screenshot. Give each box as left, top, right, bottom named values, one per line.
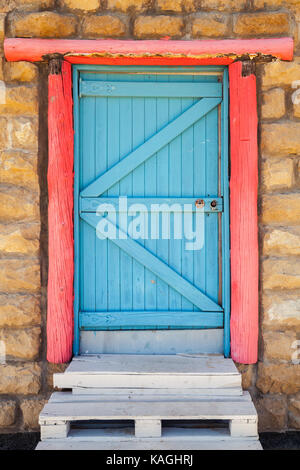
left=4, top=37, right=294, bottom=63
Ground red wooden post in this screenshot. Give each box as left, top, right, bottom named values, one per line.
left=47, top=59, right=74, bottom=363
left=229, top=61, right=259, bottom=364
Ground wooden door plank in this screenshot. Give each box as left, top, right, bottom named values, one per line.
left=81, top=212, right=222, bottom=312
left=80, top=80, right=223, bottom=98
left=79, top=311, right=224, bottom=330
left=81, top=98, right=221, bottom=197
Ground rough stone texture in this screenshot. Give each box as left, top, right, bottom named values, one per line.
left=0, top=224, right=39, bottom=255
left=0, top=85, right=38, bottom=116
left=9, top=11, right=78, bottom=38
left=255, top=395, right=287, bottom=431
left=261, top=88, right=285, bottom=120
left=10, top=118, right=38, bottom=151
left=157, top=0, right=195, bottom=13
left=262, top=258, right=300, bottom=290
left=4, top=62, right=38, bottom=83
left=0, top=327, right=41, bottom=360
left=0, top=0, right=55, bottom=12
left=0, top=151, right=39, bottom=192
left=191, top=14, right=230, bottom=38
left=263, top=228, right=300, bottom=256
left=0, top=188, right=39, bottom=222
left=81, top=15, right=126, bottom=38
left=233, top=12, right=290, bottom=36
left=107, top=0, right=150, bottom=12
left=0, top=259, right=40, bottom=293
left=294, top=101, right=300, bottom=118
left=261, top=158, right=294, bottom=191
left=261, top=194, right=300, bottom=225
left=134, top=15, right=184, bottom=38
left=262, top=58, right=300, bottom=88
left=0, top=13, right=4, bottom=40
left=257, top=363, right=300, bottom=395
left=261, top=123, right=300, bottom=157
left=262, top=291, right=300, bottom=330
left=0, top=363, right=41, bottom=395
left=235, top=363, right=256, bottom=390
left=20, top=398, right=47, bottom=430
left=262, top=331, right=297, bottom=362
left=0, top=294, right=40, bottom=328
left=59, top=0, right=101, bottom=11
left=288, top=394, right=300, bottom=429
left=200, top=0, right=247, bottom=11
left=0, top=400, right=16, bottom=427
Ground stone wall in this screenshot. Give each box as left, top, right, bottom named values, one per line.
left=0, top=0, right=299, bottom=432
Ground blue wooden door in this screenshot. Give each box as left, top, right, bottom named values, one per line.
left=74, top=66, right=229, bottom=354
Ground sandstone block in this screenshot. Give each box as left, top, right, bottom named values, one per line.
left=81, top=15, right=126, bottom=38
left=261, top=88, right=285, bottom=120
left=4, top=62, right=38, bottom=83
left=0, top=400, right=16, bottom=427
left=192, top=13, right=230, bottom=38
left=0, top=223, right=39, bottom=256
left=10, top=11, right=77, bottom=38
left=0, top=13, right=4, bottom=40
left=262, top=291, right=300, bottom=330
left=10, top=117, right=38, bottom=150
left=0, top=294, right=40, bottom=328
left=107, top=0, right=150, bottom=11
left=254, top=395, right=287, bottom=431
left=0, top=259, right=40, bottom=293
left=0, top=150, right=39, bottom=191
left=0, top=363, right=41, bottom=395
left=134, top=15, right=184, bottom=38
left=0, top=86, right=38, bottom=116
left=157, top=0, right=195, bottom=12
left=0, top=0, right=55, bottom=12
left=288, top=394, right=300, bottom=429
left=262, top=330, right=297, bottom=362
left=263, top=227, right=300, bottom=256
left=262, top=258, right=300, bottom=290
left=20, top=398, right=47, bottom=430
left=235, top=363, right=256, bottom=390
left=261, top=158, right=294, bottom=191
left=0, top=187, right=39, bottom=222
left=261, top=194, right=300, bottom=225
left=262, top=58, right=300, bottom=88
left=0, top=327, right=41, bottom=360
left=234, top=13, right=290, bottom=36
left=200, top=0, right=247, bottom=11
left=256, top=362, right=300, bottom=394
left=59, top=0, right=100, bottom=11
left=261, top=123, right=300, bottom=156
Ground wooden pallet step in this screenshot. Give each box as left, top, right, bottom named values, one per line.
left=39, top=391, right=257, bottom=439
left=54, top=355, right=242, bottom=392
left=36, top=428, right=262, bottom=450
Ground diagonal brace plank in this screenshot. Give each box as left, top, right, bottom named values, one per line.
left=81, top=98, right=221, bottom=197
left=81, top=213, right=222, bottom=312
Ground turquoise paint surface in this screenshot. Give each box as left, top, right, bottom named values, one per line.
left=73, top=66, right=229, bottom=353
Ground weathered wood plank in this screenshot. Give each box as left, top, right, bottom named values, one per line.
left=229, top=61, right=259, bottom=364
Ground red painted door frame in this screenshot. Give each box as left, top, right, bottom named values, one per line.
left=4, top=38, right=294, bottom=364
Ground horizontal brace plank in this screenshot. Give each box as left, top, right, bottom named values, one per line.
left=79, top=311, right=224, bottom=330
left=79, top=80, right=222, bottom=98
left=4, top=38, right=294, bottom=63
left=79, top=197, right=223, bottom=213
